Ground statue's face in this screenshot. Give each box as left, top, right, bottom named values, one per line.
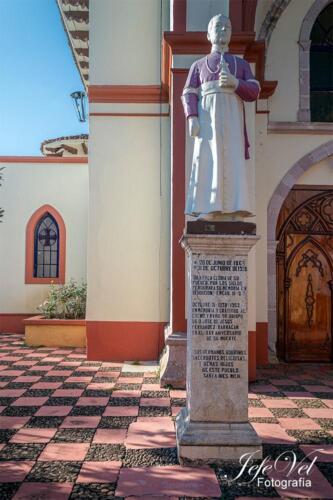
left=208, top=16, right=232, bottom=46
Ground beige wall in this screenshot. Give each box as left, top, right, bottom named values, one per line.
left=266, top=0, right=314, bottom=122
left=87, top=0, right=171, bottom=323
left=87, top=116, right=170, bottom=322
left=254, top=114, right=333, bottom=323
left=0, top=163, right=88, bottom=313
left=89, top=0, right=169, bottom=85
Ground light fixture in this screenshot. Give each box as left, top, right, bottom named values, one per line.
left=70, top=90, right=87, bottom=122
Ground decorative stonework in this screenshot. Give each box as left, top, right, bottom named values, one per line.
left=258, top=0, right=292, bottom=45
left=267, top=139, right=333, bottom=353
left=297, top=0, right=333, bottom=122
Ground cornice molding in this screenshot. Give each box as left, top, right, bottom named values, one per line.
left=88, top=85, right=169, bottom=104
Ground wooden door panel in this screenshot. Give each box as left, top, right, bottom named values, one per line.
left=286, top=240, right=331, bottom=361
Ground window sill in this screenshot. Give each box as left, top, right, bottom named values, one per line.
left=25, top=277, right=65, bottom=285
left=268, top=121, right=333, bottom=134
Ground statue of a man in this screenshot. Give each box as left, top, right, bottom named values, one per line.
left=182, top=14, right=260, bottom=221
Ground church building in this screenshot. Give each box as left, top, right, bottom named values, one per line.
left=1, top=0, right=333, bottom=383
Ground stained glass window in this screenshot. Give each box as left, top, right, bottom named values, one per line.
left=310, top=3, right=333, bottom=122
left=33, top=213, right=59, bottom=278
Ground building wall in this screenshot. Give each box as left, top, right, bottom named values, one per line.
left=87, top=0, right=171, bottom=326
left=0, top=162, right=88, bottom=314
left=253, top=0, right=333, bottom=335
left=266, top=0, right=314, bottom=122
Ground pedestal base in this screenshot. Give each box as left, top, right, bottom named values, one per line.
left=160, top=328, right=186, bottom=388
left=176, top=408, right=262, bottom=464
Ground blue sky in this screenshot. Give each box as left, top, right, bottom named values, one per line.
left=0, top=0, right=88, bottom=156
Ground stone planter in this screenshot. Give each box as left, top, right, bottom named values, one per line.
left=24, top=316, right=86, bottom=348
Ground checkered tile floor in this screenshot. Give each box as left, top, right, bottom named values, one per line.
left=0, top=333, right=332, bottom=499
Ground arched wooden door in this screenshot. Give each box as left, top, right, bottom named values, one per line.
left=277, top=186, right=333, bottom=362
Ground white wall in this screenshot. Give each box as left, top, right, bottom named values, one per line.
left=297, top=157, right=333, bottom=185
left=0, top=163, right=88, bottom=313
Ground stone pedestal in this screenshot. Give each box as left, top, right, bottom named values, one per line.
left=160, top=327, right=186, bottom=388
left=176, top=233, right=262, bottom=464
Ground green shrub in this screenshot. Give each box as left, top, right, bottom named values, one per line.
left=38, top=279, right=87, bottom=319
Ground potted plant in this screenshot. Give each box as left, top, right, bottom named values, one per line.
left=24, top=279, right=87, bottom=347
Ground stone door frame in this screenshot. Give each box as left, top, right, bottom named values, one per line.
left=267, top=140, right=333, bottom=353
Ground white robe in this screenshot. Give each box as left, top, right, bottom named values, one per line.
left=185, top=82, right=252, bottom=217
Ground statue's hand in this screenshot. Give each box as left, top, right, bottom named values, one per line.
left=188, top=116, right=200, bottom=137
left=219, top=72, right=238, bottom=89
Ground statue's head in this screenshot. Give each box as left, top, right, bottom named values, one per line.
left=207, top=14, right=232, bottom=47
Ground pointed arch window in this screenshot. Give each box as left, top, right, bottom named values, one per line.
left=25, top=205, right=66, bottom=284
left=310, top=3, right=333, bottom=122
left=34, top=213, right=59, bottom=278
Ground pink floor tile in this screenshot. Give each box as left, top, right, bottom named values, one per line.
left=87, top=383, right=114, bottom=391
left=35, top=405, right=73, bottom=417
left=76, top=366, right=99, bottom=372
left=270, top=378, right=299, bottom=385
left=13, top=482, right=73, bottom=500
left=51, top=350, right=73, bottom=354
left=249, top=407, right=274, bottom=418
left=303, top=385, right=333, bottom=393
left=140, top=398, right=170, bottom=407
left=141, top=384, right=167, bottom=391
left=61, top=416, right=101, bottom=428
left=10, top=428, right=57, bottom=443
left=0, top=370, right=25, bottom=377
left=267, top=462, right=333, bottom=498
left=77, top=461, right=121, bottom=483
left=112, top=390, right=141, bottom=398
left=283, top=392, right=314, bottom=398
left=278, top=418, right=321, bottom=430
left=0, top=357, right=22, bottom=362
left=300, top=444, right=333, bottom=462
left=59, top=361, right=81, bottom=366
left=323, top=399, right=333, bottom=408
left=118, top=377, right=143, bottom=384
left=0, top=461, right=34, bottom=482
left=14, top=376, right=41, bottom=383
left=248, top=393, right=259, bottom=399
left=169, top=390, right=186, bottom=399
left=13, top=360, right=38, bottom=366
left=76, top=397, right=109, bottom=406
left=0, top=365, right=9, bottom=371
left=41, top=357, right=64, bottom=362
left=303, top=408, right=333, bottom=418
left=65, top=376, right=92, bottom=383
left=68, top=354, right=86, bottom=359
left=52, top=389, right=84, bottom=397
left=95, top=371, right=120, bottom=378
left=125, top=417, right=176, bottom=449
left=0, top=417, right=30, bottom=429
left=12, top=397, right=49, bottom=406
left=38, top=442, right=90, bottom=461
left=30, top=365, right=54, bottom=371
left=171, top=406, right=183, bottom=417
left=103, top=406, right=139, bottom=417
left=31, top=382, right=62, bottom=389
left=0, top=389, right=26, bottom=397
left=0, top=382, right=8, bottom=388
left=251, top=423, right=296, bottom=444
left=46, top=370, right=72, bottom=377
left=262, top=399, right=298, bottom=409
left=116, top=465, right=221, bottom=497
left=0, top=406, right=6, bottom=414
left=93, top=429, right=127, bottom=444
left=250, top=384, right=277, bottom=393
